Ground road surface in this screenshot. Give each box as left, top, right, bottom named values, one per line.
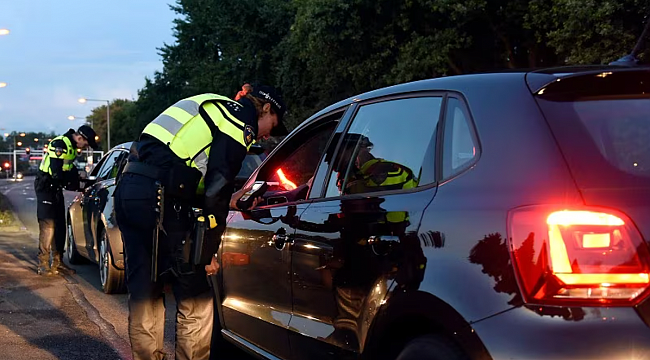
left=0, top=177, right=252, bottom=360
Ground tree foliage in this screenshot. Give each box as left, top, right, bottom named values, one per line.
left=88, top=0, right=650, bottom=140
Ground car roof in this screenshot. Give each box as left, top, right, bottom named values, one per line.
left=111, top=142, right=133, bottom=151
left=293, top=65, right=650, bottom=134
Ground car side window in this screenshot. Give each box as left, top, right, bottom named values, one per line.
left=250, top=113, right=342, bottom=205
left=324, top=96, right=442, bottom=197
left=89, top=155, right=108, bottom=177
left=259, top=122, right=337, bottom=203
left=95, top=151, right=122, bottom=180
left=108, top=151, right=129, bottom=179
left=442, top=97, right=478, bottom=179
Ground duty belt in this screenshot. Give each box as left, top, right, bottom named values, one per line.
left=122, top=161, right=162, bottom=180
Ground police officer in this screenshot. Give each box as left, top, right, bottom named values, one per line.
left=35, top=125, right=98, bottom=276
left=114, top=86, right=287, bottom=360
left=327, top=133, right=417, bottom=195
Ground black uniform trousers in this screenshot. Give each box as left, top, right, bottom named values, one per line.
left=115, top=173, right=213, bottom=360
left=36, top=187, right=66, bottom=260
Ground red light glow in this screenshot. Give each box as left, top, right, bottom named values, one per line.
left=276, top=169, right=297, bottom=190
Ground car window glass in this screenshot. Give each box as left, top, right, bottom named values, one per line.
left=95, top=151, right=121, bottom=180
left=266, top=123, right=336, bottom=193
left=106, top=151, right=128, bottom=180
left=442, top=97, right=478, bottom=178
left=89, top=155, right=108, bottom=177
left=256, top=120, right=338, bottom=204
left=325, top=96, right=442, bottom=197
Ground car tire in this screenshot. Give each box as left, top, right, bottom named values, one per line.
left=66, top=215, right=84, bottom=265
left=98, top=227, right=126, bottom=294
left=395, top=334, right=469, bottom=360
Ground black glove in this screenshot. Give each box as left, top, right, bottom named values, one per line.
left=63, top=167, right=81, bottom=191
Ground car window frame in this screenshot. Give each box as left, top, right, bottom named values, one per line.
left=315, top=91, right=446, bottom=202
left=241, top=107, right=351, bottom=209
left=437, top=93, right=482, bottom=184
left=89, top=153, right=110, bottom=177
left=94, top=150, right=122, bottom=181
left=111, top=149, right=130, bottom=180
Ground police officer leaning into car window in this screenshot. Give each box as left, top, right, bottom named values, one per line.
left=35, top=125, right=99, bottom=276
left=114, top=86, right=287, bottom=360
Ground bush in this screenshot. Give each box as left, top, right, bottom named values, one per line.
left=0, top=193, right=15, bottom=227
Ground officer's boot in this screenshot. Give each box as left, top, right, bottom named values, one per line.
left=52, top=252, right=76, bottom=275
left=37, top=253, right=53, bottom=276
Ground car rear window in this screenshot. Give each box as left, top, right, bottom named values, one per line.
left=535, top=70, right=650, bottom=188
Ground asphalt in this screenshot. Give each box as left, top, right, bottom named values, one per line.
left=0, top=226, right=126, bottom=360
left=0, top=177, right=255, bottom=360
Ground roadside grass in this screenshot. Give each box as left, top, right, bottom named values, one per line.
left=0, top=192, right=15, bottom=227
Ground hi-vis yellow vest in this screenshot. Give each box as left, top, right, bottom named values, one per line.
left=39, top=135, right=77, bottom=175
left=142, top=94, right=253, bottom=179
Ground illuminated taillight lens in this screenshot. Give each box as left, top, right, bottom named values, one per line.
left=508, top=206, right=650, bottom=306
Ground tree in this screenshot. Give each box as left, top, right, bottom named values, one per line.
left=86, top=99, right=138, bottom=150
left=132, top=0, right=650, bottom=134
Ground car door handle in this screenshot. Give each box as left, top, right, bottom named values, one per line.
left=368, top=235, right=400, bottom=243
left=272, top=233, right=292, bottom=251
left=368, top=235, right=400, bottom=256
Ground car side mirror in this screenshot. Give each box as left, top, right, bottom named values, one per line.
left=78, top=176, right=97, bottom=191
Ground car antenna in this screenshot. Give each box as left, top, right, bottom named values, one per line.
left=610, top=14, right=650, bottom=66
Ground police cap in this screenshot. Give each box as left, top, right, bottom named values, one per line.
left=77, top=125, right=99, bottom=150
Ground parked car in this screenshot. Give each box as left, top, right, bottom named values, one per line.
left=212, top=67, right=650, bottom=360
left=66, top=142, right=267, bottom=294
left=66, top=142, right=131, bottom=294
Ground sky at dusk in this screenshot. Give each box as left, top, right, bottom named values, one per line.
left=0, top=0, right=177, bottom=135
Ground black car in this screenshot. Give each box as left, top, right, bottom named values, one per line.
left=213, top=67, right=650, bottom=360
left=66, top=142, right=267, bottom=294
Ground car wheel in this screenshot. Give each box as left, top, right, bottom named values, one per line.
left=395, top=334, right=469, bottom=360
left=66, top=215, right=84, bottom=264
left=98, top=227, right=125, bottom=294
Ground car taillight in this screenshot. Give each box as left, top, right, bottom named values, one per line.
left=508, top=205, right=650, bottom=306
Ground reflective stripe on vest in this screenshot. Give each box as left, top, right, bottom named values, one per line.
left=39, top=135, right=77, bottom=175
left=141, top=93, right=252, bottom=177
left=358, top=159, right=418, bottom=190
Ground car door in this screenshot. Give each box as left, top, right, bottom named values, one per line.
left=219, top=110, right=344, bottom=359
left=82, top=150, right=122, bottom=257
left=88, top=149, right=128, bottom=261
left=73, top=153, right=109, bottom=258
left=287, top=95, right=443, bottom=359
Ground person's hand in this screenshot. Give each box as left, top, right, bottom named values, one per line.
left=230, top=186, right=248, bottom=209
left=230, top=186, right=263, bottom=211
left=248, top=196, right=263, bottom=210
left=205, top=255, right=220, bottom=276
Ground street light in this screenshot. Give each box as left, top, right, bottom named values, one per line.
left=0, top=82, right=7, bottom=88
left=78, top=98, right=110, bottom=149
left=19, top=133, right=25, bottom=137
left=16, top=141, right=22, bottom=147
left=67, top=115, right=92, bottom=127
left=0, top=29, right=9, bottom=36
left=34, top=138, right=38, bottom=142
